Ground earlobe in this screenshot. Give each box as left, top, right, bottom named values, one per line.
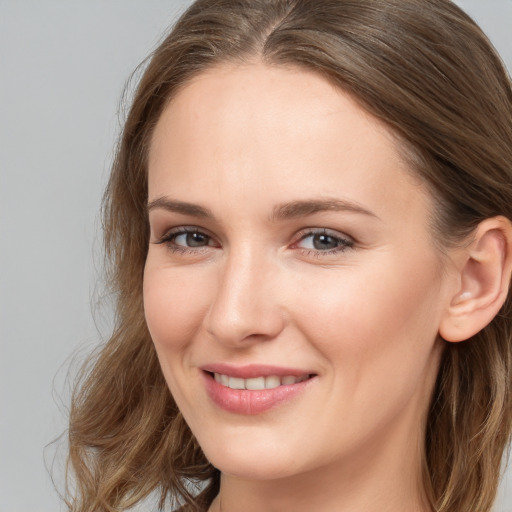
left=439, top=217, right=512, bottom=343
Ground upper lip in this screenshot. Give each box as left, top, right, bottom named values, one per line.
left=200, top=363, right=315, bottom=379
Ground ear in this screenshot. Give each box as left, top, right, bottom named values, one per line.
left=439, top=216, right=512, bottom=343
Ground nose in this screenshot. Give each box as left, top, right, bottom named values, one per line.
left=203, top=247, right=286, bottom=347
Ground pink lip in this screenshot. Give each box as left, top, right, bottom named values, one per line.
left=200, top=363, right=313, bottom=379
left=200, top=365, right=316, bottom=415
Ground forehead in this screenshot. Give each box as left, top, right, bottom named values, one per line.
left=150, top=62, right=399, bottom=167
left=148, top=62, right=431, bottom=228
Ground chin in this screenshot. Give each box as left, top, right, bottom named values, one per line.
left=208, top=453, right=300, bottom=481
left=198, top=430, right=307, bottom=481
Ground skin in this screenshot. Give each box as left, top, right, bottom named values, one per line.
left=143, top=62, right=461, bottom=512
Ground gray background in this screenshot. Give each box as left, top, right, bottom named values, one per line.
left=1, top=1, right=511, bottom=511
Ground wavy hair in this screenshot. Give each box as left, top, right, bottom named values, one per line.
left=66, top=1, right=512, bottom=511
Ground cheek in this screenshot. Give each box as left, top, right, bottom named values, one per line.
left=290, top=254, right=443, bottom=390
left=143, top=263, right=212, bottom=353
left=279, top=255, right=444, bottom=455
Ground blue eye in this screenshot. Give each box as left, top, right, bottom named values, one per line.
left=296, top=230, right=353, bottom=253
left=155, top=227, right=352, bottom=256
left=156, top=227, right=218, bottom=253
left=173, top=231, right=211, bottom=247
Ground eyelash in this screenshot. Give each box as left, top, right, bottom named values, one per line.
left=155, top=226, right=355, bottom=257
left=293, top=228, right=354, bottom=257
left=155, top=226, right=217, bottom=255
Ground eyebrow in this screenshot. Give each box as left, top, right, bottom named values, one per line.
left=147, top=197, right=216, bottom=219
left=270, top=198, right=380, bottom=222
left=147, top=196, right=379, bottom=222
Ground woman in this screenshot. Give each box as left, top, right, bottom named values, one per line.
left=66, top=1, right=512, bottom=511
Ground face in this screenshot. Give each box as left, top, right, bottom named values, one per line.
left=144, top=63, right=452, bottom=481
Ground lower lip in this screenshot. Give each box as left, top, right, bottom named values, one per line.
left=202, top=372, right=315, bottom=415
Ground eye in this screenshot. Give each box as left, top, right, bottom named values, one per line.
left=294, top=229, right=354, bottom=254
left=155, top=227, right=219, bottom=253
left=173, top=231, right=211, bottom=248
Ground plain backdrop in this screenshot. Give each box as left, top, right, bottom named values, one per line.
left=1, top=1, right=511, bottom=511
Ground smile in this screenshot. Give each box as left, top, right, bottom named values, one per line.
left=201, top=367, right=317, bottom=415
left=213, top=373, right=310, bottom=390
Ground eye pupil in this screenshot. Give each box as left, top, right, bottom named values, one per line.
left=186, top=232, right=209, bottom=247
left=313, top=234, right=338, bottom=250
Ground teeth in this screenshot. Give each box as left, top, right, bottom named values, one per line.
left=265, top=375, right=280, bottom=389
left=228, top=377, right=245, bottom=390
left=246, top=377, right=265, bottom=390
left=213, top=373, right=309, bottom=390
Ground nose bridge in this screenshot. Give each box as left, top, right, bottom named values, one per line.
left=204, top=243, right=284, bottom=345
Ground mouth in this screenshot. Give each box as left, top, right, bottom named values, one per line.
left=207, top=372, right=312, bottom=390
left=200, top=366, right=317, bottom=415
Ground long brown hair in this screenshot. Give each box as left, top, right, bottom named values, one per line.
left=66, top=1, right=512, bottom=511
